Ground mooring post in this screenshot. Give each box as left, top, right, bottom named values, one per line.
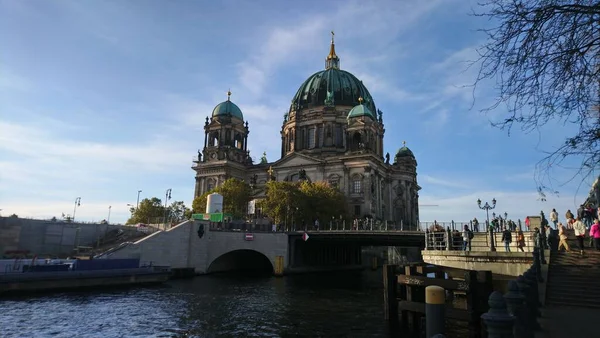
left=519, top=273, right=540, bottom=331
left=516, top=275, right=535, bottom=333
left=425, top=285, right=446, bottom=337
left=504, top=280, right=532, bottom=338
left=481, top=291, right=515, bottom=338
left=523, top=269, right=542, bottom=316
left=383, top=265, right=398, bottom=323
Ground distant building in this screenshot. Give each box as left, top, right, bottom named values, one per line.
left=192, top=33, right=420, bottom=228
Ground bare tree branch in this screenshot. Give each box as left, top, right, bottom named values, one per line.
left=473, top=0, right=600, bottom=196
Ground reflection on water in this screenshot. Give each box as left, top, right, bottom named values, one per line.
left=0, top=271, right=390, bottom=337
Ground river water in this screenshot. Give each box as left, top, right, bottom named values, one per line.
left=0, top=271, right=392, bottom=338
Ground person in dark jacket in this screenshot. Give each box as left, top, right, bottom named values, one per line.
left=501, top=228, right=512, bottom=252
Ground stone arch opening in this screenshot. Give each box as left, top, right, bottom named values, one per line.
left=207, top=249, right=273, bottom=275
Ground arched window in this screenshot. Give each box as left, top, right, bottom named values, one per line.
left=352, top=175, right=362, bottom=194
left=210, top=132, right=219, bottom=147
left=234, top=133, right=243, bottom=149
left=352, top=132, right=363, bottom=151
left=207, top=178, right=216, bottom=192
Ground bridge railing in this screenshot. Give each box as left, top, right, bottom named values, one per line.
left=424, top=230, right=463, bottom=250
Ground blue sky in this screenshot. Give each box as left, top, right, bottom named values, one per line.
left=0, top=0, right=596, bottom=224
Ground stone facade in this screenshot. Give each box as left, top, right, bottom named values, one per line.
left=192, top=34, right=420, bottom=228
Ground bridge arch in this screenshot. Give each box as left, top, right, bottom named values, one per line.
left=207, top=249, right=274, bottom=275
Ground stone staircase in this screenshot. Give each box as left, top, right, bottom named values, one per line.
left=545, top=230, right=600, bottom=309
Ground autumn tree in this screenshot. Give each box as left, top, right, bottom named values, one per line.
left=191, top=178, right=252, bottom=219
left=474, top=0, right=600, bottom=194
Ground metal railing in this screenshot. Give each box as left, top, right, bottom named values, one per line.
left=424, top=230, right=464, bottom=250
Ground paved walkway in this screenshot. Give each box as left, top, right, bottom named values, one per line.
left=535, top=305, right=600, bottom=338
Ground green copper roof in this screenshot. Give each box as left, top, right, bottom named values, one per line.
left=394, top=146, right=415, bottom=162
left=212, top=100, right=244, bottom=120
left=290, top=68, right=376, bottom=113
left=347, top=102, right=375, bottom=120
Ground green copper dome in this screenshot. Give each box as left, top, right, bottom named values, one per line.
left=212, top=99, right=243, bottom=120
left=394, top=144, right=415, bottom=162
left=347, top=100, right=375, bottom=120
left=290, top=68, right=376, bottom=113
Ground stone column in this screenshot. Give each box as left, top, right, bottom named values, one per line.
left=194, top=177, right=202, bottom=198
left=388, top=179, right=393, bottom=221
left=343, top=167, right=350, bottom=196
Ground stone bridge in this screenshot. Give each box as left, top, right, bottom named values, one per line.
left=104, top=220, right=425, bottom=275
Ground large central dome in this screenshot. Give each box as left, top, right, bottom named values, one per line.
left=289, top=33, right=376, bottom=114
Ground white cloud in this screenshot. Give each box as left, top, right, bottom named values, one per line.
left=420, top=174, right=472, bottom=190
left=237, top=0, right=450, bottom=100
left=0, top=121, right=192, bottom=173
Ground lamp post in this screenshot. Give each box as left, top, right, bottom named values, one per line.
left=163, top=188, right=172, bottom=230
left=477, top=198, right=497, bottom=252
left=73, top=197, right=81, bottom=222
left=136, top=190, right=142, bottom=210
left=107, top=205, right=112, bottom=224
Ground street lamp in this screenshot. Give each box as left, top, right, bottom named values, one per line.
left=163, top=188, right=172, bottom=229
left=477, top=198, right=497, bottom=252
left=73, top=197, right=81, bottom=222
left=136, top=190, right=142, bottom=210
left=107, top=206, right=112, bottom=224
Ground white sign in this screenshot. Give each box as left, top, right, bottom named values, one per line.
left=248, top=200, right=256, bottom=215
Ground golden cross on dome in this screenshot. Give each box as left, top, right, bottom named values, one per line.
left=267, top=166, right=274, bottom=176
left=358, top=96, right=363, bottom=104
left=403, top=141, right=407, bottom=147
left=227, top=89, right=232, bottom=100
left=331, top=30, right=335, bottom=43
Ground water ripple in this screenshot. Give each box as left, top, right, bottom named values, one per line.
left=0, top=272, right=389, bottom=337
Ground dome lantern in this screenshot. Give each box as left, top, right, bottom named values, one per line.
left=325, top=31, right=340, bottom=70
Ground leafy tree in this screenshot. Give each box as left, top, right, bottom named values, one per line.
left=167, top=201, right=188, bottom=223
left=126, top=197, right=165, bottom=224
left=474, top=0, right=600, bottom=194
left=192, top=191, right=211, bottom=214
left=299, top=181, right=348, bottom=226
left=190, top=178, right=252, bottom=219
left=262, top=181, right=302, bottom=224
left=262, top=181, right=349, bottom=230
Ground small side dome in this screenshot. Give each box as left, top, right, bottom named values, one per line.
left=212, top=90, right=244, bottom=120
left=347, top=97, right=375, bottom=120
left=394, top=142, right=415, bottom=163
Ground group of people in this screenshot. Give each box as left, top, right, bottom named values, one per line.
left=556, top=216, right=600, bottom=254
left=459, top=205, right=600, bottom=253
left=460, top=224, right=526, bottom=252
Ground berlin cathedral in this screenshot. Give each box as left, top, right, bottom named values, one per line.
left=192, top=33, right=420, bottom=227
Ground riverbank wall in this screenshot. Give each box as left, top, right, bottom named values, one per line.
left=0, top=217, right=124, bottom=257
